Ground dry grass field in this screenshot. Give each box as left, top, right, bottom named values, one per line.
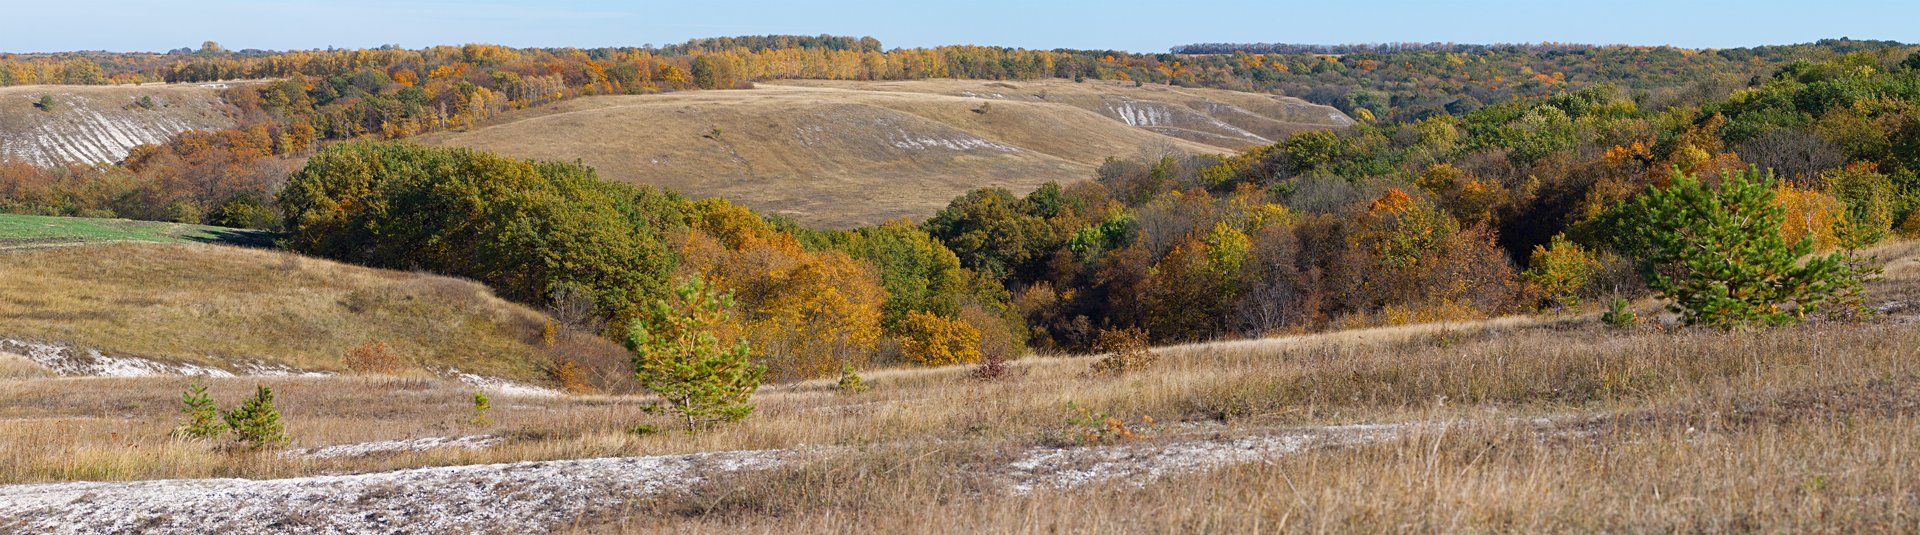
left=0, top=242, right=563, bottom=382
left=0, top=83, right=235, bottom=166
left=415, top=79, right=1350, bottom=227
left=0, top=240, right=1913, bottom=532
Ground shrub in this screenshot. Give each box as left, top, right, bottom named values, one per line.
left=174, top=381, right=225, bottom=440
left=548, top=358, right=594, bottom=394
left=1522, top=234, right=1598, bottom=309
left=33, top=95, right=54, bottom=111
left=1613, top=168, right=1859, bottom=328
left=343, top=340, right=403, bottom=374
left=628, top=278, right=765, bottom=432
left=1089, top=327, right=1156, bottom=376
left=1821, top=164, right=1896, bottom=248
left=223, top=385, right=289, bottom=450
left=897, top=310, right=982, bottom=366
left=970, top=352, right=1011, bottom=381
left=206, top=196, right=280, bottom=230
left=1054, top=402, right=1152, bottom=446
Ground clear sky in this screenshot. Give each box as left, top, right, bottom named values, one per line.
left=4, top=0, right=1916, bottom=54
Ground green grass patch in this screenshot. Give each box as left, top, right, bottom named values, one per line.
left=0, top=213, right=272, bottom=248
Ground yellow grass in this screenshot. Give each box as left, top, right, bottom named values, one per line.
left=0, top=242, right=1914, bottom=532
left=0, top=242, right=560, bottom=381
left=415, top=79, right=1348, bottom=228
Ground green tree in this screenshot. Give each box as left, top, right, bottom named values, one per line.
left=627, top=277, right=765, bottom=432
left=1614, top=168, right=1857, bottom=328
left=174, top=381, right=225, bottom=440
left=277, top=142, right=682, bottom=331
left=923, top=188, right=1059, bottom=279
left=223, top=385, right=289, bottom=449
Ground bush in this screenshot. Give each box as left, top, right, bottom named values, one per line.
left=1522, top=234, right=1598, bottom=309
left=970, top=352, right=1012, bottom=381
left=548, top=358, right=594, bottom=394
left=1089, top=327, right=1156, bottom=376
left=343, top=340, right=403, bottom=374
left=1613, top=168, right=1860, bottom=328
left=1821, top=164, right=1897, bottom=248
left=173, top=381, right=225, bottom=440
left=223, top=385, right=289, bottom=450
left=897, top=310, right=982, bottom=366
left=628, top=278, right=765, bottom=432
left=206, top=196, right=280, bottom=230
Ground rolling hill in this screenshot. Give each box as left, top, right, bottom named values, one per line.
left=416, top=79, right=1350, bottom=227
left=0, top=237, right=572, bottom=384
left=0, top=83, right=236, bottom=166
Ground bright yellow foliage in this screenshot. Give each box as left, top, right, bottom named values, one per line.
left=897, top=311, right=981, bottom=366
left=1773, top=184, right=1848, bottom=251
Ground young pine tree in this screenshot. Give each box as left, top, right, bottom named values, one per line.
left=174, top=381, right=226, bottom=440
left=627, top=278, right=765, bottom=432
left=223, top=385, right=290, bottom=449
left=1614, top=168, right=1860, bottom=328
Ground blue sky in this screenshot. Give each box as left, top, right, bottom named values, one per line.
left=4, top=0, right=1916, bottom=53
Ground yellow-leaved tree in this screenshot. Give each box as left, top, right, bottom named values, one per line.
left=897, top=311, right=982, bottom=366
left=681, top=199, right=886, bottom=381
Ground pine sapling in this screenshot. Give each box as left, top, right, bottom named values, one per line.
left=223, top=385, right=289, bottom=450
left=470, top=391, right=492, bottom=426
left=628, top=278, right=765, bottom=433
left=174, top=381, right=226, bottom=440
left=836, top=363, right=867, bottom=394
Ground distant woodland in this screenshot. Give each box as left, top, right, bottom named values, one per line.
left=4, top=36, right=1918, bottom=379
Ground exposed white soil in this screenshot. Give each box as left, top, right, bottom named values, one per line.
left=0, top=338, right=554, bottom=396
left=1005, top=422, right=1418, bottom=494
left=0, top=449, right=794, bottom=535
left=0, top=85, right=234, bottom=166
left=286, top=435, right=506, bottom=460
left=0, top=419, right=1484, bottom=534
left=0, top=339, right=232, bottom=377
left=450, top=370, right=565, bottom=398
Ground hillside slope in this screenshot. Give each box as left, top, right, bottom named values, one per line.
left=0, top=242, right=565, bottom=383
left=416, top=79, right=1349, bottom=227
left=0, top=83, right=235, bottom=166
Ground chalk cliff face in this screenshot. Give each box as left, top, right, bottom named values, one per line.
left=0, top=83, right=235, bottom=166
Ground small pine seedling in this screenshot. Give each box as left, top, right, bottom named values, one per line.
left=1602, top=298, right=1639, bottom=329
left=223, top=385, right=290, bottom=450
left=174, top=381, right=226, bottom=440
left=836, top=363, right=867, bottom=394
left=470, top=391, right=492, bottom=426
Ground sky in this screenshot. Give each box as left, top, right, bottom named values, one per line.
left=4, top=0, right=1916, bottom=54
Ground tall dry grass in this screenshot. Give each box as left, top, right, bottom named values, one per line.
left=0, top=243, right=559, bottom=382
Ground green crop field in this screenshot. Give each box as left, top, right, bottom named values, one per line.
left=0, top=213, right=272, bottom=248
